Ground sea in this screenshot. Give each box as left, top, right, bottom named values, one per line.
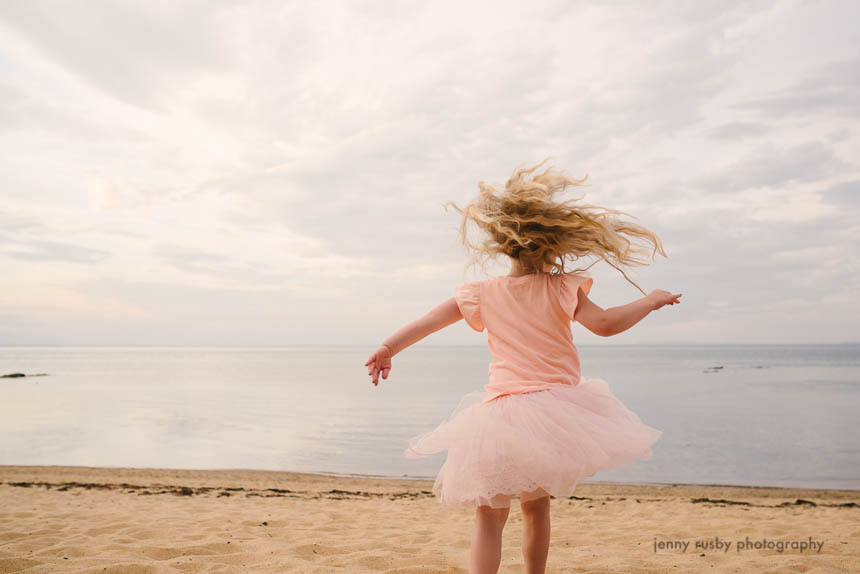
left=1, top=344, right=858, bottom=490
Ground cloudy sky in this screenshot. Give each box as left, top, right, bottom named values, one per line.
left=1, top=0, right=858, bottom=346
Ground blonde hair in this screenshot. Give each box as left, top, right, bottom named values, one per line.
left=443, top=157, right=667, bottom=296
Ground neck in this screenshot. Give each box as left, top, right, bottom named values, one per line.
left=508, top=261, right=549, bottom=276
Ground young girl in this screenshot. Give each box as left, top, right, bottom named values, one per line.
left=364, top=158, right=681, bottom=574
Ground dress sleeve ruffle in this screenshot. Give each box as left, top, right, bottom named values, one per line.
left=559, top=273, right=594, bottom=320
left=454, top=281, right=484, bottom=332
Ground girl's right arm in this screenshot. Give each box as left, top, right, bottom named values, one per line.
left=575, top=290, right=682, bottom=337
left=365, top=297, right=464, bottom=386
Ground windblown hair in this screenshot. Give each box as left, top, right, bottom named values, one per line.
left=443, top=157, right=667, bottom=295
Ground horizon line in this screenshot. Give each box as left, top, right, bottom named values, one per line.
left=1, top=342, right=858, bottom=348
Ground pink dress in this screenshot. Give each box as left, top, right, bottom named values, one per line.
left=404, top=272, right=662, bottom=509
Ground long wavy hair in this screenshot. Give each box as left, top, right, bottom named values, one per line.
left=443, top=157, right=667, bottom=295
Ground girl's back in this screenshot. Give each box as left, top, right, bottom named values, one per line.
left=456, top=273, right=594, bottom=403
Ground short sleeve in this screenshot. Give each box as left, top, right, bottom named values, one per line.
left=559, top=273, right=594, bottom=320
left=454, top=281, right=484, bottom=332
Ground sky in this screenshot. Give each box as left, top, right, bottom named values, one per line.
left=0, top=0, right=858, bottom=346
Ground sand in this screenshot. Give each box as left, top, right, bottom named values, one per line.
left=0, top=466, right=857, bottom=573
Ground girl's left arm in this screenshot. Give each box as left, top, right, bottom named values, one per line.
left=365, top=297, right=463, bottom=386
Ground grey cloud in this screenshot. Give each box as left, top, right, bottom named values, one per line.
left=692, top=141, right=849, bottom=194
left=732, top=58, right=860, bottom=119
left=655, top=207, right=859, bottom=307
left=827, top=128, right=852, bottom=142
left=153, top=242, right=229, bottom=274
left=0, top=210, right=41, bottom=231
left=196, top=161, right=461, bottom=267
left=152, top=242, right=300, bottom=286
left=0, top=212, right=103, bottom=264
left=0, top=82, right=150, bottom=142
left=0, top=1, right=239, bottom=112
left=533, top=10, right=755, bottom=166
left=4, top=239, right=110, bottom=263
left=707, top=121, right=772, bottom=141
left=819, top=180, right=860, bottom=206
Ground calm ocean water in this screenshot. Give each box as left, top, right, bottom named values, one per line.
left=1, top=345, right=858, bottom=490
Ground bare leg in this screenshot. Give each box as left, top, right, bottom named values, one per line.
left=470, top=502, right=510, bottom=574
left=520, top=490, right=551, bottom=574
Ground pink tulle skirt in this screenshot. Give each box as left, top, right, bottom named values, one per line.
left=404, top=378, right=662, bottom=509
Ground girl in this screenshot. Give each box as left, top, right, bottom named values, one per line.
left=364, top=158, right=681, bottom=574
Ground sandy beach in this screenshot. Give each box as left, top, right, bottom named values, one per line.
left=0, top=466, right=857, bottom=573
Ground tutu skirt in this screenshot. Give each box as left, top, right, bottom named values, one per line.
left=405, top=378, right=662, bottom=509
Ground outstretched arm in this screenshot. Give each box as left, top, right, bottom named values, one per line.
left=365, top=297, right=464, bottom=386
left=574, top=289, right=682, bottom=337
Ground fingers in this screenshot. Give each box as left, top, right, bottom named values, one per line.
left=655, top=292, right=682, bottom=308
left=365, top=348, right=393, bottom=387
left=367, top=359, right=390, bottom=386
left=367, top=356, right=380, bottom=385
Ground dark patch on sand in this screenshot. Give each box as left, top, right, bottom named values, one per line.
left=3, top=481, right=856, bottom=508
left=1, top=480, right=435, bottom=501
left=691, top=496, right=857, bottom=509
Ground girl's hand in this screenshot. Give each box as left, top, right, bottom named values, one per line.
left=364, top=345, right=392, bottom=386
left=647, top=289, right=682, bottom=310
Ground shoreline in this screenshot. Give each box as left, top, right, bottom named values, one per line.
left=3, top=464, right=858, bottom=494
left=2, top=465, right=859, bottom=508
